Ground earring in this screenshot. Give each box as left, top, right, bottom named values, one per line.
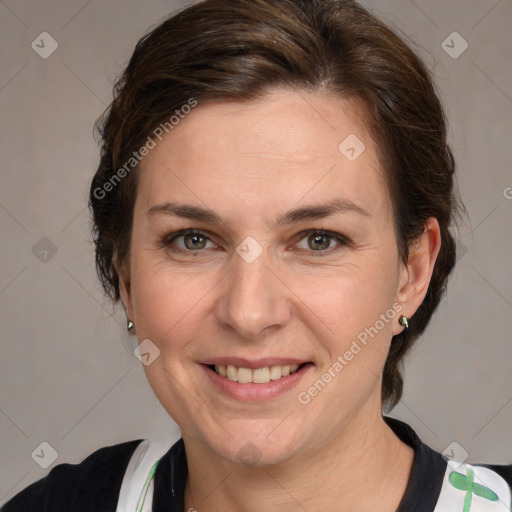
left=398, top=315, right=409, bottom=330
left=127, top=319, right=135, bottom=332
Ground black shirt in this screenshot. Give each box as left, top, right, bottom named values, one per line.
left=3, top=416, right=511, bottom=511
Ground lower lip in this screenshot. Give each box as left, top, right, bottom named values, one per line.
left=201, top=363, right=313, bottom=402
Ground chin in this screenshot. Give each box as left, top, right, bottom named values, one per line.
left=205, top=426, right=307, bottom=468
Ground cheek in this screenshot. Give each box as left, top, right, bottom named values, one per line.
left=129, top=257, right=203, bottom=350
left=129, top=263, right=210, bottom=420
left=299, top=262, right=400, bottom=389
left=298, top=258, right=397, bottom=332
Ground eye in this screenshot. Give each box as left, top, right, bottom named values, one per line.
left=294, top=229, right=348, bottom=255
left=160, top=228, right=348, bottom=256
left=162, top=229, right=216, bottom=253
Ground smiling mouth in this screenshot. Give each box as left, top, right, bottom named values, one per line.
left=207, top=363, right=309, bottom=384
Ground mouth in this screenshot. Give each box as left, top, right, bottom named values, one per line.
left=201, top=361, right=313, bottom=401
left=206, top=362, right=310, bottom=384
left=200, top=356, right=314, bottom=401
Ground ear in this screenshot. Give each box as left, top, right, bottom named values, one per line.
left=114, top=252, right=134, bottom=322
left=393, top=217, right=442, bottom=335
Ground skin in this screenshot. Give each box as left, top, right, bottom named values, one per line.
left=117, top=88, right=441, bottom=511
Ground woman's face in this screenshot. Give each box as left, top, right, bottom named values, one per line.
left=120, top=89, right=414, bottom=465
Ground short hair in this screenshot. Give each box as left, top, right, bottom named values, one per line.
left=89, top=0, right=465, bottom=412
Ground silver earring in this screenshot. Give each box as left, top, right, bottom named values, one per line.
left=127, top=319, right=135, bottom=332
left=398, top=315, right=409, bottom=330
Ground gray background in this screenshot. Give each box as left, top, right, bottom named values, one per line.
left=1, top=0, right=511, bottom=504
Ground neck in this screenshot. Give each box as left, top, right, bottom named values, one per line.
left=182, top=411, right=414, bottom=512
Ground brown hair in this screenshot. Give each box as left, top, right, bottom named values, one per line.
left=89, top=0, right=464, bottom=412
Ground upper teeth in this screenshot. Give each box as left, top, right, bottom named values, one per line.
left=214, top=364, right=300, bottom=383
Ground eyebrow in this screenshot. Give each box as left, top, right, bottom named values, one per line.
left=147, top=198, right=370, bottom=229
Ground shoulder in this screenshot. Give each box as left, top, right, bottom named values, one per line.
left=1, top=439, right=144, bottom=512
left=433, top=461, right=512, bottom=511
left=476, top=462, right=512, bottom=487
left=384, top=416, right=512, bottom=511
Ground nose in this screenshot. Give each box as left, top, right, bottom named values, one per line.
left=216, top=246, right=292, bottom=341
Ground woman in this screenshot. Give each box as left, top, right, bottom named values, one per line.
left=3, top=0, right=511, bottom=510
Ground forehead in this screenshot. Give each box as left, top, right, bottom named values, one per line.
left=136, top=89, right=389, bottom=224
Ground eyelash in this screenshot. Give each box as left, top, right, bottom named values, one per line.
left=159, top=228, right=349, bottom=257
